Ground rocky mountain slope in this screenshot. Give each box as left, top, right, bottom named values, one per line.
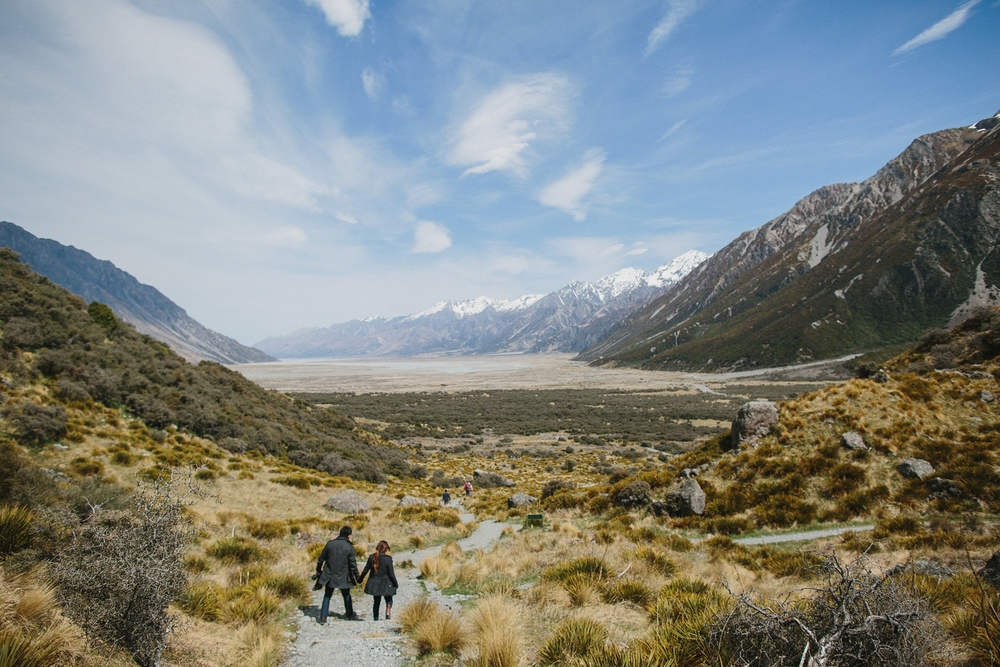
left=0, top=221, right=274, bottom=364
left=580, top=110, right=1000, bottom=371
left=256, top=250, right=709, bottom=358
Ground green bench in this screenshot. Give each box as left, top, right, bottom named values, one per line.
left=525, top=513, right=544, bottom=528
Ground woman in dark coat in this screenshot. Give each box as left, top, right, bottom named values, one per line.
left=359, top=540, right=398, bottom=620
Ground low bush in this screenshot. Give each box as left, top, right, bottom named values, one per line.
left=603, top=578, right=655, bottom=608
left=245, top=517, right=288, bottom=540
left=541, top=556, right=609, bottom=583
left=206, top=537, right=274, bottom=564
left=538, top=618, right=608, bottom=665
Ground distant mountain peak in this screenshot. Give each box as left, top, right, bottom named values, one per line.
left=256, top=250, right=709, bottom=357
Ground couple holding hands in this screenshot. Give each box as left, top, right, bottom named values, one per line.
left=314, top=525, right=398, bottom=623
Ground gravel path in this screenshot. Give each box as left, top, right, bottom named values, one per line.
left=730, top=524, right=875, bottom=546
left=286, top=509, right=512, bottom=667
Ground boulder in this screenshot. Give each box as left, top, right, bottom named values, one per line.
left=982, top=390, right=996, bottom=403
left=887, top=559, right=955, bottom=580
left=324, top=490, right=370, bottom=513
left=980, top=550, right=1000, bottom=590
left=507, top=493, right=537, bottom=509
left=730, top=401, right=779, bottom=449
left=650, top=500, right=670, bottom=517
left=613, top=481, right=652, bottom=509
left=662, top=479, right=706, bottom=517
left=896, top=458, right=935, bottom=480
left=841, top=431, right=867, bottom=451
left=474, top=469, right=516, bottom=488
left=872, top=369, right=890, bottom=383
left=926, top=477, right=963, bottom=497
left=397, top=495, right=428, bottom=507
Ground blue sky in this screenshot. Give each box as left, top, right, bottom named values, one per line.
left=0, top=0, right=997, bottom=345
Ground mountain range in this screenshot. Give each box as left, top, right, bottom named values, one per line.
left=579, top=109, right=1000, bottom=371
left=0, top=222, right=274, bottom=365
left=254, top=250, right=710, bottom=358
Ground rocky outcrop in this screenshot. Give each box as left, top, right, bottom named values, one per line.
left=730, top=401, right=779, bottom=449
left=841, top=432, right=867, bottom=451
left=507, top=493, right=537, bottom=508
left=396, top=495, right=428, bottom=507
left=980, top=550, right=1000, bottom=589
left=661, top=479, right=706, bottom=517
left=926, top=477, right=963, bottom=497
left=613, top=481, right=652, bottom=509
left=324, top=490, right=370, bottom=513
left=896, top=458, right=935, bottom=480
left=474, top=469, right=515, bottom=488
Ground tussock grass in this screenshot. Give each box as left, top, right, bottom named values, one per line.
left=177, top=582, right=223, bottom=622
left=206, top=537, right=275, bottom=564
left=225, top=588, right=281, bottom=625
left=538, top=617, right=608, bottom=665
left=227, top=621, right=285, bottom=667
left=0, top=505, right=33, bottom=554
left=398, top=597, right=439, bottom=633
left=602, top=579, right=655, bottom=608
left=466, top=596, right=522, bottom=667
left=412, top=608, right=466, bottom=656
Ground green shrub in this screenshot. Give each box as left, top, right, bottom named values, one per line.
left=205, top=537, right=274, bottom=564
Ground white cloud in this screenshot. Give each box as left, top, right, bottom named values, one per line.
left=361, top=68, right=386, bottom=100
left=265, top=226, right=308, bottom=247
left=448, top=73, right=572, bottom=178
left=550, top=237, right=625, bottom=263
left=304, top=0, right=370, bottom=37
left=335, top=212, right=358, bottom=224
left=625, top=247, right=648, bottom=256
left=413, top=220, right=452, bottom=253
left=893, top=0, right=981, bottom=55
left=662, top=65, right=693, bottom=97
left=538, top=148, right=606, bottom=221
left=646, top=0, right=699, bottom=57
left=658, top=119, right=687, bottom=141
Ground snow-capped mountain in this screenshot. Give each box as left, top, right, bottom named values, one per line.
left=255, top=250, right=709, bottom=358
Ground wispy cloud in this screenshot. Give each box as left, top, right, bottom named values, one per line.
left=361, top=68, right=386, bottom=100
left=662, top=65, right=693, bottom=97
left=413, top=220, right=452, bottom=253
left=658, top=119, right=687, bottom=142
left=893, top=0, right=981, bottom=56
left=550, top=237, right=625, bottom=263
left=538, top=148, right=606, bottom=221
left=304, top=0, right=370, bottom=37
left=264, top=226, right=308, bottom=247
left=448, top=73, right=572, bottom=178
left=335, top=212, right=357, bottom=224
left=645, top=0, right=699, bottom=57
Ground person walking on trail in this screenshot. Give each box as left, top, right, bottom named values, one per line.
left=442, top=489, right=451, bottom=505
left=463, top=480, right=472, bottom=497
left=315, top=525, right=362, bottom=623
left=359, top=540, right=398, bottom=621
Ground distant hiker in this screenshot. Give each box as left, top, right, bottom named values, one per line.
left=315, top=525, right=362, bottom=623
left=463, top=480, right=472, bottom=497
left=442, top=489, right=451, bottom=505
left=359, top=540, right=398, bottom=621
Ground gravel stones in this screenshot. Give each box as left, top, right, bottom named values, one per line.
left=896, top=458, right=935, bottom=480
left=324, top=490, right=370, bottom=513
left=474, top=469, right=516, bottom=488
left=396, top=495, right=428, bottom=507
left=507, top=492, right=537, bottom=508
left=729, top=401, right=779, bottom=449
left=662, top=479, right=706, bottom=517
left=841, top=431, right=867, bottom=451
left=613, top=481, right=652, bottom=509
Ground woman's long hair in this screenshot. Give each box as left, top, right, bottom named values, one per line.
left=373, top=540, right=390, bottom=572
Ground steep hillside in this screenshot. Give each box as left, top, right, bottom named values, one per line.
left=257, top=250, right=708, bottom=358
left=0, top=221, right=275, bottom=364
left=0, top=249, right=415, bottom=481
left=581, top=111, right=1000, bottom=371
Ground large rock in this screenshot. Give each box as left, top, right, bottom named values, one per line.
left=980, top=550, right=1000, bottom=590
left=613, top=481, right=652, bottom=509
left=896, top=458, right=935, bottom=480
left=841, top=432, right=867, bottom=451
left=662, top=479, right=706, bottom=517
left=397, top=495, right=428, bottom=507
left=730, top=401, right=779, bottom=449
left=474, top=469, right=516, bottom=488
left=324, top=490, right=370, bottom=513
left=507, top=493, right=537, bottom=508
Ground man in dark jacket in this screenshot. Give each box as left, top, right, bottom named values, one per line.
left=315, top=525, right=362, bottom=622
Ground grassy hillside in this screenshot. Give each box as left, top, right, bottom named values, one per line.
left=0, top=249, right=418, bottom=482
